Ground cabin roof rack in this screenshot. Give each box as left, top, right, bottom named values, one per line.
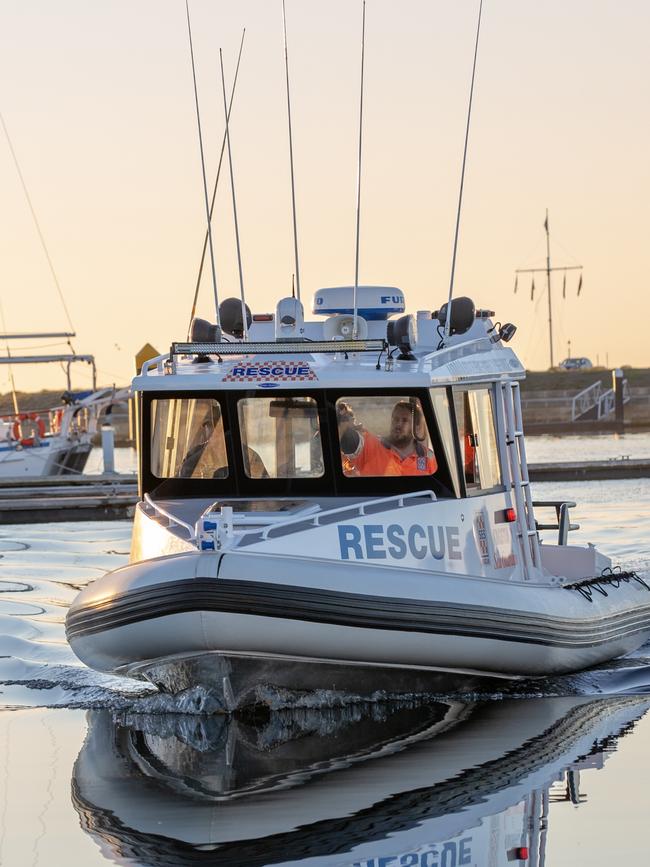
left=170, top=338, right=387, bottom=357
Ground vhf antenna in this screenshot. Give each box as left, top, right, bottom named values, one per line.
left=187, top=28, right=245, bottom=338
left=352, top=0, right=366, bottom=340
left=282, top=0, right=301, bottom=302
left=185, top=0, right=221, bottom=331
left=443, top=0, right=483, bottom=344
left=219, top=48, right=248, bottom=341
left=514, top=210, right=583, bottom=368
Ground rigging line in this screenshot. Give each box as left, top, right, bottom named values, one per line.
left=443, top=0, right=484, bottom=343
left=184, top=0, right=221, bottom=331
left=187, top=27, right=246, bottom=338
left=0, top=110, right=76, bottom=337
left=282, top=0, right=301, bottom=301
left=352, top=0, right=366, bottom=340
left=219, top=48, right=248, bottom=340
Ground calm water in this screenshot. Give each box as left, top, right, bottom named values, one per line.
left=0, top=434, right=649, bottom=866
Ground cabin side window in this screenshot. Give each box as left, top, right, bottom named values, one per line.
left=335, top=395, right=438, bottom=479
left=452, top=387, right=502, bottom=493
left=429, top=388, right=461, bottom=497
left=237, top=396, right=324, bottom=479
left=150, top=398, right=228, bottom=479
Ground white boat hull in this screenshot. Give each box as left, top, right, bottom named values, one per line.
left=66, top=547, right=650, bottom=711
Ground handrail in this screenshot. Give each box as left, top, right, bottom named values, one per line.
left=571, top=381, right=601, bottom=421
left=532, top=499, right=579, bottom=545
left=143, top=493, right=195, bottom=538
left=256, top=490, right=437, bottom=542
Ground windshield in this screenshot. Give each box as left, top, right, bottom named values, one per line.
left=336, top=395, right=437, bottom=478
left=237, top=396, right=324, bottom=479
left=151, top=398, right=228, bottom=479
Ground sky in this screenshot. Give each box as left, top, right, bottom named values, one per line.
left=0, top=0, right=648, bottom=392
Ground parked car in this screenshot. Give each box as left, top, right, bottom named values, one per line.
left=559, top=357, right=593, bottom=370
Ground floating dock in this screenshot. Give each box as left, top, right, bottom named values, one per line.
left=0, top=474, right=138, bottom=524
left=529, top=459, right=650, bottom=482
left=0, top=460, right=647, bottom=525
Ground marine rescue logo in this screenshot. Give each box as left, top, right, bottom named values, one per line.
left=473, top=510, right=491, bottom=565
left=223, top=360, right=318, bottom=382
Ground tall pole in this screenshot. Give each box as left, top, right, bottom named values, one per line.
left=515, top=219, right=582, bottom=367
left=545, top=209, right=554, bottom=368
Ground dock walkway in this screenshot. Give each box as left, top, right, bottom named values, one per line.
left=529, top=459, right=650, bottom=482
left=0, top=460, right=647, bottom=524
left=0, top=474, right=138, bottom=524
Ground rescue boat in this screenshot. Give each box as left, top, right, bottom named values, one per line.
left=65, top=288, right=650, bottom=710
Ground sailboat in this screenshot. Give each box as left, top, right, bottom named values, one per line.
left=0, top=111, right=125, bottom=477
left=0, top=343, right=124, bottom=477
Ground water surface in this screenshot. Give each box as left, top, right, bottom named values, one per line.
left=0, top=433, right=649, bottom=865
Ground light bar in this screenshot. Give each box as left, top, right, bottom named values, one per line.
left=171, top=339, right=387, bottom=356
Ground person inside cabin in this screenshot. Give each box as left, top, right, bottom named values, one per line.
left=337, top=399, right=437, bottom=477
left=179, top=411, right=268, bottom=479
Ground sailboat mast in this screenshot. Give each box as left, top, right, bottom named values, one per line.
left=545, top=209, right=554, bottom=368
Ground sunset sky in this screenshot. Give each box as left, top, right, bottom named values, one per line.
left=0, top=0, right=648, bottom=392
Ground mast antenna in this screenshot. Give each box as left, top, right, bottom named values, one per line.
left=219, top=48, right=248, bottom=340
left=352, top=0, right=366, bottom=340
left=184, top=0, right=221, bottom=331
left=282, top=0, right=302, bottom=302
left=187, top=28, right=245, bottom=338
left=443, top=0, right=483, bottom=344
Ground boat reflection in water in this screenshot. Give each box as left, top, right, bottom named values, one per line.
left=72, top=696, right=649, bottom=867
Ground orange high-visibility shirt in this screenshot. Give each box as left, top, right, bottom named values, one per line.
left=343, top=431, right=437, bottom=477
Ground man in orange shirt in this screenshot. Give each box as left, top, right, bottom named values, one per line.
left=338, top=400, right=437, bottom=477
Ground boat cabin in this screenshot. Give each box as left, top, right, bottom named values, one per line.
left=134, top=288, right=524, bottom=517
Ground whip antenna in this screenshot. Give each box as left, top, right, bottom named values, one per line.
left=352, top=0, right=366, bottom=340
left=185, top=0, right=221, bottom=330
left=443, top=0, right=483, bottom=343
left=219, top=48, right=248, bottom=341
left=281, top=0, right=302, bottom=302
left=187, top=28, right=245, bottom=337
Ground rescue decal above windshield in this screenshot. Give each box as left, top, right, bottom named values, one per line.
left=223, top=360, right=318, bottom=383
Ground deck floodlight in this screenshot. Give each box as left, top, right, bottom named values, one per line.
left=190, top=317, right=221, bottom=342
left=435, top=296, right=475, bottom=335
left=386, top=314, right=417, bottom=360
left=219, top=298, right=252, bottom=338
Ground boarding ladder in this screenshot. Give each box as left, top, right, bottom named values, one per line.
left=500, top=381, right=541, bottom=578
